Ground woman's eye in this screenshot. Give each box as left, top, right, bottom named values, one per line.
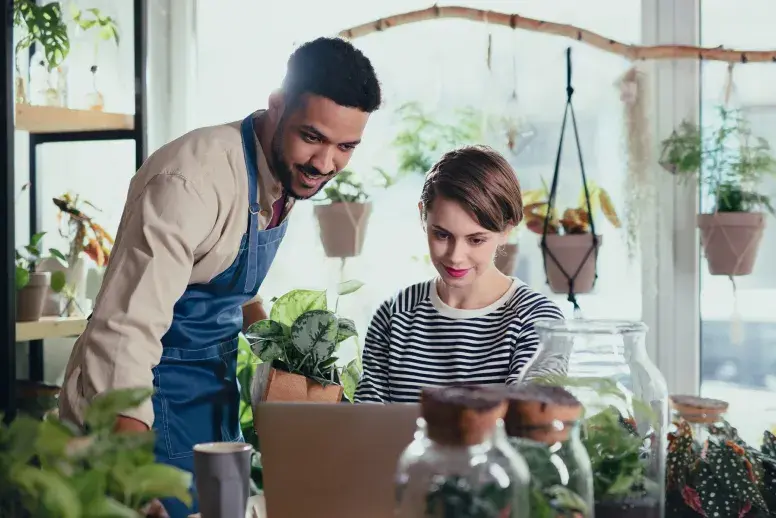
left=470, top=238, right=486, bottom=246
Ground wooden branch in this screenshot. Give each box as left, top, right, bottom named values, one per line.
left=338, top=5, right=776, bottom=63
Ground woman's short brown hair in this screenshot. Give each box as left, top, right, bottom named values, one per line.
left=420, top=145, right=523, bottom=232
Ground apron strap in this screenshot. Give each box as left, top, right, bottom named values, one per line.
left=240, top=115, right=262, bottom=292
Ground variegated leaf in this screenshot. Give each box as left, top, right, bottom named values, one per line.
left=290, top=310, right=338, bottom=360
left=336, top=317, right=357, bottom=344
left=337, top=279, right=364, bottom=296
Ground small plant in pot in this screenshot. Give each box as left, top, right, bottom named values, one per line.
left=245, top=279, right=364, bottom=411
left=16, top=232, right=68, bottom=322
left=660, top=105, right=776, bottom=277
left=313, top=170, right=374, bottom=258
left=523, top=179, right=621, bottom=294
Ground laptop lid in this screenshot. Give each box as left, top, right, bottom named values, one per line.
left=255, top=402, right=420, bottom=518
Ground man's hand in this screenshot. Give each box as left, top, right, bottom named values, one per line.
left=114, top=415, right=150, bottom=433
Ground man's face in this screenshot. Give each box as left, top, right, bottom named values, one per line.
left=270, top=94, right=370, bottom=200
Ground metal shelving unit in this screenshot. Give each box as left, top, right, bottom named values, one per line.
left=1, top=0, right=148, bottom=420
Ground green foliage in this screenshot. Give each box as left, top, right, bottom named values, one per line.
left=660, top=105, right=776, bottom=215
left=0, top=388, right=192, bottom=517
left=245, top=280, right=364, bottom=401
left=69, top=5, right=120, bottom=47
left=422, top=475, right=513, bottom=518
left=666, top=418, right=776, bottom=517
left=508, top=437, right=588, bottom=518
left=318, top=169, right=395, bottom=204
left=392, top=101, right=487, bottom=176
left=16, top=231, right=68, bottom=293
left=13, top=0, right=70, bottom=70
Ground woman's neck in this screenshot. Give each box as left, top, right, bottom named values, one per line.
left=436, top=269, right=513, bottom=310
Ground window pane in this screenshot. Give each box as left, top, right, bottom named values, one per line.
left=699, top=0, right=776, bottom=447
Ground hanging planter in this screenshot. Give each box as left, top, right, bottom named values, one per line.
left=661, top=106, right=776, bottom=277
left=313, top=168, right=395, bottom=258
left=521, top=49, right=621, bottom=311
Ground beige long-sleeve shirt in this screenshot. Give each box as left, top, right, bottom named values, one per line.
left=58, top=110, right=294, bottom=429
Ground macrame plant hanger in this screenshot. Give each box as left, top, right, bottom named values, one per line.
left=541, top=47, right=598, bottom=317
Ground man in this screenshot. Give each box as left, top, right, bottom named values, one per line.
left=58, top=36, right=381, bottom=516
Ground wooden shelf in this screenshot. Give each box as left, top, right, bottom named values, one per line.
left=16, top=316, right=88, bottom=341
left=15, top=104, right=134, bottom=133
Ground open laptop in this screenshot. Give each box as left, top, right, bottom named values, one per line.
left=255, top=402, right=420, bottom=518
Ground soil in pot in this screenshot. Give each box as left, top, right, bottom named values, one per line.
left=595, top=497, right=660, bottom=518
left=697, top=212, right=765, bottom=276
left=495, top=243, right=519, bottom=275
left=542, top=234, right=603, bottom=294
left=314, top=202, right=372, bottom=258
left=17, top=271, right=51, bottom=322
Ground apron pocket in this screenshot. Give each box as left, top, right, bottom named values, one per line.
left=153, top=338, right=241, bottom=458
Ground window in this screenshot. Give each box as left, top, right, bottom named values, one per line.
left=699, top=0, right=776, bottom=446
left=193, top=0, right=644, bottom=364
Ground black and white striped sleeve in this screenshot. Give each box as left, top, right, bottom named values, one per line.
left=354, top=298, right=393, bottom=403
left=506, top=290, right=565, bottom=384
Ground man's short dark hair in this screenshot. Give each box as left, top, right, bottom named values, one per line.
left=282, top=37, right=382, bottom=113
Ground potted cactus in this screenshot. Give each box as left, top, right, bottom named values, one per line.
left=245, top=279, right=364, bottom=408
left=522, top=179, right=621, bottom=294
left=660, top=105, right=776, bottom=276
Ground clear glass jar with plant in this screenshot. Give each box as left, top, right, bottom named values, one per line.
left=660, top=105, right=776, bottom=276
left=395, top=385, right=531, bottom=518
left=503, top=384, right=594, bottom=518
left=68, top=4, right=119, bottom=111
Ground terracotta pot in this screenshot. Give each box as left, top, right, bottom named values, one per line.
left=314, top=202, right=372, bottom=258
left=697, top=212, right=765, bottom=276
left=16, top=271, right=51, bottom=322
left=541, top=234, right=603, bottom=294
left=495, top=243, right=519, bottom=275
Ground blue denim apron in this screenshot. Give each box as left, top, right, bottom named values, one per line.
left=151, top=114, right=287, bottom=517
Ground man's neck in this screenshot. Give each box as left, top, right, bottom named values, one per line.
left=254, top=112, right=279, bottom=182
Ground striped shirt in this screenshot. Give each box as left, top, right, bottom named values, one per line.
left=354, top=277, right=565, bottom=403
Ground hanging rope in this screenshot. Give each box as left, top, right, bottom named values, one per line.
left=540, top=47, right=599, bottom=315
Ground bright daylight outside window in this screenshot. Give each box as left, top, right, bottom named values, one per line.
left=698, top=0, right=776, bottom=446
left=197, top=0, right=645, bottom=365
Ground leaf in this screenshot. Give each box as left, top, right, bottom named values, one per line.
left=11, top=465, right=82, bottom=518
left=15, top=266, right=29, bottom=289
left=70, top=471, right=107, bottom=510
left=30, top=231, right=45, bottom=247
left=48, top=248, right=69, bottom=267
left=341, top=358, right=362, bottom=402
left=337, top=279, right=364, bottom=296
left=7, top=415, right=40, bottom=465
left=83, top=387, right=154, bottom=432
left=122, top=464, right=193, bottom=507
left=335, top=317, right=358, bottom=344
left=83, top=497, right=138, bottom=518
left=245, top=320, right=289, bottom=362
left=50, top=270, right=67, bottom=293
left=290, top=310, right=338, bottom=360
left=269, top=289, right=327, bottom=327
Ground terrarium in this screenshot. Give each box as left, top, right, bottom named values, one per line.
left=503, top=384, right=594, bottom=518
left=521, top=319, right=669, bottom=518
left=395, top=385, right=531, bottom=518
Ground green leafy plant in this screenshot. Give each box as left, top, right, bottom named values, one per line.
left=0, top=388, right=192, bottom=517
left=665, top=419, right=776, bottom=518
left=16, top=232, right=68, bottom=293
left=245, top=279, right=364, bottom=402
left=422, top=475, right=513, bottom=518
left=509, top=437, right=589, bottom=518
left=69, top=4, right=120, bottom=64
left=660, top=105, right=776, bottom=215
left=392, top=101, right=487, bottom=176
left=13, top=0, right=70, bottom=72
left=317, top=168, right=395, bottom=204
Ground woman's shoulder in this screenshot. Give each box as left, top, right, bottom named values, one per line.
left=504, top=279, right=565, bottom=323
left=376, top=280, right=434, bottom=316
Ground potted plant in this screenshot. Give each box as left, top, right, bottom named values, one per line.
left=16, top=232, right=68, bottom=322
left=522, top=179, right=621, bottom=294
left=0, top=387, right=193, bottom=517
left=12, top=0, right=70, bottom=105
left=68, top=4, right=119, bottom=111
left=245, top=279, right=364, bottom=409
left=660, top=106, right=776, bottom=276
left=665, top=398, right=776, bottom=518
left=313, top=170, right=374, bottom=258
left=39, top=192, right=114, bottom=316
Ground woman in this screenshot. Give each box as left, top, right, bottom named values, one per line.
left=354, top=145, right=564, bottom=403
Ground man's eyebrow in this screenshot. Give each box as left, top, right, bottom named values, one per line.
left=300, top=125, right=361, bottom=146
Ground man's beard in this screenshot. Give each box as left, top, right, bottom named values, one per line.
left=270, top=124, right=333, bottom=200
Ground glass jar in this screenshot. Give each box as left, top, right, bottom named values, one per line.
left=503, top=384, right=594, bottom=518
left=521, top=319, right=669, bottom=518
left=669, top=394, right=729, bottom=446
left=395, top=386, right=530, bottom=518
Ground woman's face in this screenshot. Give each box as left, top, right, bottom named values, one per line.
left=422, top=196, right=509, bottom=287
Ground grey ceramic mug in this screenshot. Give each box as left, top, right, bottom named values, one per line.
left=193, top=442, right=252, bottom=518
